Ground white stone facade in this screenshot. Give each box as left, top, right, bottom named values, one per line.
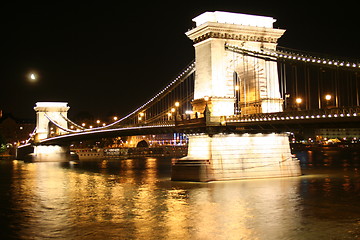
left=173, top=133, right=301, bottom=181
left=186, top=11, right=285, bottom=116
left=34, top=102, right=70, bottom=141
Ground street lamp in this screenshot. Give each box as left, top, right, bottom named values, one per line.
left=295, top=97, right=302, bottom=110
left=325, top=94, right=332, bottom=101
left=138, top=112, right=145, bottom=122
left=325, top=94, right=332, bottom=108
left=284, top=93, right=290, bottom=110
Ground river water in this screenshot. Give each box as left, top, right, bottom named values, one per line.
left=1, top=149, right=360, bottom=240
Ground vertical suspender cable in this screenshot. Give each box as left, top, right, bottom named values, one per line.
left=356, top=72, right=359, bottom=106
left=335, top=68, right=339, bottom=108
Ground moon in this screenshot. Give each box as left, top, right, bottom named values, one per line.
left=29, top=73, right=37, bottom=83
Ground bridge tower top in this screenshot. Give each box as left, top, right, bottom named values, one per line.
left=192, top=11, right=276, bottom=28
left=186, top=11, right=285, bottom=117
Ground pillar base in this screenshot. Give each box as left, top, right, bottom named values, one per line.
left=171, top=133, right=301, bottom=182
left=16, top=145, right=72, bottom=162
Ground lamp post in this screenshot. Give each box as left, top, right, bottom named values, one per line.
left=174, top=101, right=180, bottom=125
left=138, top=112, right=145, bottom=123
left=295, top=97, right=302, bottom=111
left=285, top=93, right=290, bottom=111
left=325, top=94, right=332, bottom=108
left=167, top=112, right=172, bottom=121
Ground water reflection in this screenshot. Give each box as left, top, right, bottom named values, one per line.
left=1, top=152, right=360, bottom=239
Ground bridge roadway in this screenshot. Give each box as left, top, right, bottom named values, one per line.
left=227, top=107, right=360, bottom=132
left=31, top=107, right=360, bottom=145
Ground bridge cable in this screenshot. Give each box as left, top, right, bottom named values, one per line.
left=225, top=43, right=360, bottom=70
left=44, top=113, right=78, bottom=133
left=102, top=61, right=196, bottom=128
left=59, top=113, right=86, bottom=130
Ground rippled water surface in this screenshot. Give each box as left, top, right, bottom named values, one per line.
left=1, top=149, right=360, bottom=239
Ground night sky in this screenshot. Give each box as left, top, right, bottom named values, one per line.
left=2, top=1, right=359, bottom=120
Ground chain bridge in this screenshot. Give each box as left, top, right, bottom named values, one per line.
left=17, top=11, right=360, bottom=181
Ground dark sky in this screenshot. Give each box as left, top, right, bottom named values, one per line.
left=1, top=1, right=359, bottom=120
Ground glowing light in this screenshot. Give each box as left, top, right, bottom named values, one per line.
left=30, top=73, right=36, bottom=80
left=295, top=98, right=302, bottom=104
left=325, top=94, right=332, bottom=101
left=174, top=102, right=180, bottom=107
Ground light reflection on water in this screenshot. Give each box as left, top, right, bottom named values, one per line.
left=0, top=152, right=360, bottom=240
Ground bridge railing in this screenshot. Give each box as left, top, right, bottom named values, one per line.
left=226, top=106, right=360, bottom=123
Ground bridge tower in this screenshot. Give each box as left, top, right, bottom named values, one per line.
left=186, top=11, right=285, bottom=116
left=33, top=102, right=70, bottom=142
left=172, top=12, right=301, bottom=181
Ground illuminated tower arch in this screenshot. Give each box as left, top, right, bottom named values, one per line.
left=186, top=11, right=285, bottom=117
left=229, top=53, right=283, bottom=115
left=34, top=102, right=70, bottom=141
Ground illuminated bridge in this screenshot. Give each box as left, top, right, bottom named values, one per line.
left=18, top=11, right=360, bottom=181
